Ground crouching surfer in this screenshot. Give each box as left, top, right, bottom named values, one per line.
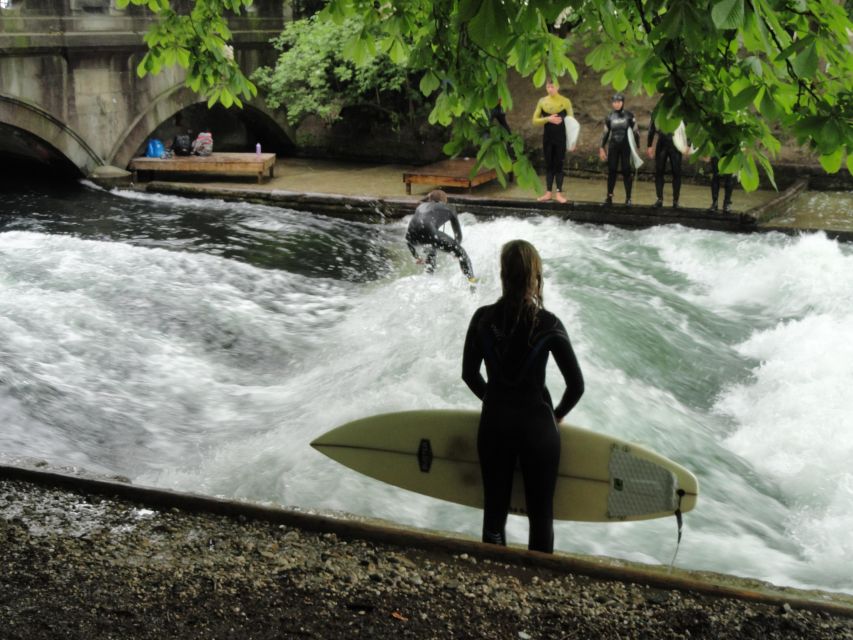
left=462, top=240, right=584, bottom=553
left=406, top=190, right=477, bottom=283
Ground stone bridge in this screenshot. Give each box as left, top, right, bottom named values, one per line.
left=0, top=0, right=294, bottom=177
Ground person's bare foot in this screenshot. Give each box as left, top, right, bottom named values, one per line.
left=555, top=192, right=567, bottom=204
left=537, top=191, right=552, bottom=202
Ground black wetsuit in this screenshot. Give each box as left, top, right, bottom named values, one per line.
left=462, top=301, right=584, bottom=553
left=542, top=114, right=568, bottom=192
left=489, top=105, right=511, bottom=133
left=710, top=157, right=734, bottom=210
left=601, top=109, right=638, bottom=201
left=405, top=202, right=475, bottom=278
left=647, top=122, right=683, bottom=204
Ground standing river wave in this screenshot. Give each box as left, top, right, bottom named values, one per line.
left=1, top=181, right=851, bottom=595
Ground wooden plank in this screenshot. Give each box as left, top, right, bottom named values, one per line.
left=130, top=152, right=276, bottom=182
left=403, top=158, right=497, bottom=194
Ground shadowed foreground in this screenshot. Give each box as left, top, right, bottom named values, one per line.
left=1, top=476, right=851, bottom=640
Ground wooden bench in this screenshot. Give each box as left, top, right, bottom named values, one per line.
left=130, top=152, right=276, bottom=184
left=403, top=158, right=498, bottom=194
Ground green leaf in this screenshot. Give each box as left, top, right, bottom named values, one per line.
left=819, top=147, right=844, bottom=173
left=792, top=43, right=818, bottom=78
left=419, top=71, right=440, bottom=96
left=847, top=153, right=853, bottom=177
left=533, top=64, right=546, bottom=88
left=730, top=85, right=760, bottom=110
left=711, top=0, right=744, bottom=29
left=739, top=154, right=759, bottom=191
left=458, top=0, right=483, bottom=23
left=468, top=0, right=508, bottom=48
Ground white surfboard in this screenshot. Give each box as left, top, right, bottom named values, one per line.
left=673, top=122, right=689, bottom=154
left=311, top=410, right=698, bottom=523
left=564, top=116, right=580, bottom=151
left=628, top=128, right=643, bottom=170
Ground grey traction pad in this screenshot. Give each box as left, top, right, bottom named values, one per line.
left=607, top=446, right=678, bottom=519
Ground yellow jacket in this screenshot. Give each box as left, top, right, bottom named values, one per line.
left=532, top=94, right=574, bottom=125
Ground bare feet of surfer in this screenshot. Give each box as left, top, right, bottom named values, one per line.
left=555, top=192, right=567, bottom=204
left=537, top=192, right=552, bottom=202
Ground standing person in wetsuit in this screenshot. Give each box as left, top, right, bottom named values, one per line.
left=532, top=80, right=574, bottom=204
left=647, top=118, right=688, bottom=208
left=599, top=93, right=639, bottom=206
left=406, top=189, right=477, bottom=282
left=462, top=240, right=584, bottom=553
left=708, top=157, right=735, bottom=212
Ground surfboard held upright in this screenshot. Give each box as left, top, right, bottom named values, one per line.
left=311, top=410, right=698, bottom=523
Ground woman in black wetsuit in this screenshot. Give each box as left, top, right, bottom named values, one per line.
left=462, top=240, right=584, bottom=553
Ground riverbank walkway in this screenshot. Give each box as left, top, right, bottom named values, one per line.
left=131, top=157, right=853, bottom=240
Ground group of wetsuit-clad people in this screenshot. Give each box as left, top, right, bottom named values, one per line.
left=534, top=82, right=735, bottom=212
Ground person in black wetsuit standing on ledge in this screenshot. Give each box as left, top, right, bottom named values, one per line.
left=406, top=189, right=477, bottom=282
left=599, top=93, right=639, bottom=206
left=647, top=118, right=688, bottom=208
left=532, top=80, right=574, bottom=204
left=462, top=240, right=584, bottom=553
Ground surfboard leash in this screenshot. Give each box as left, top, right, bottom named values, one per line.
left=668, top=489, right=686, bottom=572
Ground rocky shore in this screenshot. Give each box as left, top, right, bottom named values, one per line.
left=1, top=472, right=851, bottom=640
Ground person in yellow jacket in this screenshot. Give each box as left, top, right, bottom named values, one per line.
left=532, top=80, right=573, bottom=204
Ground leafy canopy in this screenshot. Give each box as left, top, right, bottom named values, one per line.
left=116, top=0, right=257, bottom=109
left=131, top=0, right=853, bottom=191
left=251, top=15, right=417, bottom=128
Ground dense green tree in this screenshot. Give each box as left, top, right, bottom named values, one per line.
left=123, top=0, right=852, bottom=191
left=251, top=15, right=423, bottom=129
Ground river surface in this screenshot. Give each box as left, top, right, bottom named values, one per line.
left=1, top=179, right=851, bottom=595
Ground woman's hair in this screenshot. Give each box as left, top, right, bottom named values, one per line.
left=500, top=239, right=544, bottom=332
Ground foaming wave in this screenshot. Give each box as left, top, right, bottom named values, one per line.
left=0, top=231, right=350, bottom=476
left=716, top=312, right=853, bottom=590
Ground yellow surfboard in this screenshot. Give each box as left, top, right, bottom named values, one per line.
left=311, top=410, right=698, bottom=522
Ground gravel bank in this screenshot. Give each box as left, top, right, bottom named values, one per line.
left=1, top=474, right=852, bottom=640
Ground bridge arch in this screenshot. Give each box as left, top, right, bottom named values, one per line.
left=110, top=84, right=297, bottom=169
left=0, top=94, right=104, bottom=176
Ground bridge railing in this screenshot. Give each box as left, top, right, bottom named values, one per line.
left=0, top=0, right=288, bottom=50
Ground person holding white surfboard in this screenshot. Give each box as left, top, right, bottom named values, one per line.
left=599, top=93, right=640, bottom=206
left=647, top=119, right=690, bottom=208
left=532, top=80, right=574, bottom=204
left=462, top=240, right=584, bottom=553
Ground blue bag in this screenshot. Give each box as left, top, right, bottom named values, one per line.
left=146, top=139, right=165, bottom=158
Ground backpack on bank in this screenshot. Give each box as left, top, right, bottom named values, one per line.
left=173, top=134, right=192, bottom=156
left=145, top=139, right=165, bottom=158
left=192, top=131, right=213, bottom=157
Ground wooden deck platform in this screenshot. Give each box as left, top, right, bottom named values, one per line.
left=130, top=152, right=276, bottom=183
left=403, top=158, right=497, bottom=194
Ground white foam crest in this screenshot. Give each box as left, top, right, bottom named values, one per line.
left=648, top=228, right=853, bottom=316
left=717, top=311, right=853, bottom=590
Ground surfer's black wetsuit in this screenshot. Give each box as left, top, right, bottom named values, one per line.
left=648, top=122, right=683, bottom=205
left=406, top=201, right=475, bottom=278
left=462, top=300, right=584, bottom=553
left=709, top=157, right=734, bottom=212
left=600, top=108, right=638, bottom=203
